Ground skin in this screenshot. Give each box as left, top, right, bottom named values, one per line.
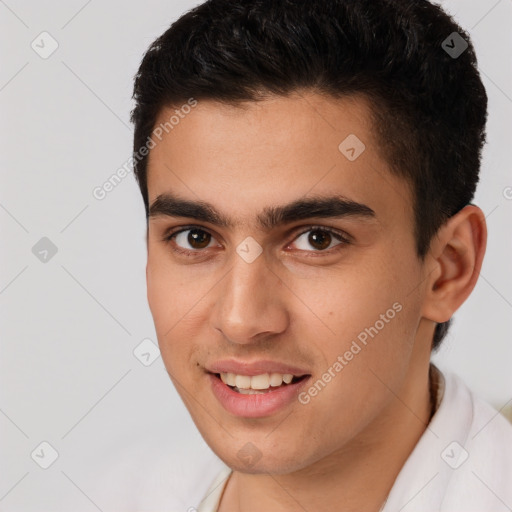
left=145, top=92, right=487, bottom=512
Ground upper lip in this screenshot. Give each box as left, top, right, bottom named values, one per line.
left=206, top=359, right=310, bottom=377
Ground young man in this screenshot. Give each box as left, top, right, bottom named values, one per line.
left=130, top=0, right=512, bottom=510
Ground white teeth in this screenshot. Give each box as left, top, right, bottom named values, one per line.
left=269, top=373, right=283, bottom=386
left=235, top=375, right=252, bottom=389
left=219, top=372, right=298, bottom=391
left=250, top=373, right=270, bottom=390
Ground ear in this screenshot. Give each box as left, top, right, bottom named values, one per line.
left=421, top=205, right=487, bottom=323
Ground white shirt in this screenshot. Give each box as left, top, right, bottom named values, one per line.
left=196, top=368, right=512, bottom=512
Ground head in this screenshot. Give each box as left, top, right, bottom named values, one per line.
left=131, top=0, right=487, bottom=473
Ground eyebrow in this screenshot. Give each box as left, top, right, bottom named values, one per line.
left=148, top=192, right=376, bottom=229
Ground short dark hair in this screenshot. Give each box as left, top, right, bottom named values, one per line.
left=131, top=0, right=487, bottom=350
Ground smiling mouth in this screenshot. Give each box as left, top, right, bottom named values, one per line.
left=213, top=372, right=309, bottom=394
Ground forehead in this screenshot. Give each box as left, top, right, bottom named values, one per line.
left=146, top=92, right=414, bottom=229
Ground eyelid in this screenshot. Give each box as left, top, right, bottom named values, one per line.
left=290, top=224, right=351, bottom=244
left=162, top=224, right=220, bottom=240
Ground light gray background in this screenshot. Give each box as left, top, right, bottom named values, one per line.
left=1, top=0, right=511, bottom=510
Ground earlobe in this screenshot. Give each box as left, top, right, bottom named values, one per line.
left=421, top=205, right=487, bottom=323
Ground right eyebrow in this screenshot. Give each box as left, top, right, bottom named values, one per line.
left=149, top=194, right=231, bottom=227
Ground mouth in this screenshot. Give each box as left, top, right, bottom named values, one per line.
left=207, top=368, right=311, bottom=418
left=213, top=372, right=309, bottom=394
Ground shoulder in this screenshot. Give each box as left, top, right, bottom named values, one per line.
left=384, top=368, right=512, bottom=512
left=440, top=372, right=512, bottom=511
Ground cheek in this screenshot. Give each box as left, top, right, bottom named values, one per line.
left=146, top=244, right=202, bottom=328
left=147, top=262, right=179, bottom=334
left=289, top=245, right=424, bottom=371
left=285, top=268, right=423, bottom=439
left=146, top=251, right=194, bottom=364
left=293, top=268, right=413, bottom=337
left=146, top=247, right=218, bottom=379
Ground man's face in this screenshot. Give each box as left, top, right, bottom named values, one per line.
left=146, top=93, right=432, bottom=474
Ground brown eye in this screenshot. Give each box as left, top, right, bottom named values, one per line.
left=308, top=230, right=332, bottom=250
left=291, top=227, right=349, bottom=252
left=168, top=228, right=217, bottom=251
left=187, top=229, right=211, bottom=249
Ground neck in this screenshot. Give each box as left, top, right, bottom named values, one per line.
left=219, top=360, right=434, bottom=512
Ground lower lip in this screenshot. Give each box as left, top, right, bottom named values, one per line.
left=208, top=373, right=310, bottom=418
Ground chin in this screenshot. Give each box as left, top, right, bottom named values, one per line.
left=205, top=435, right=316, bottom=475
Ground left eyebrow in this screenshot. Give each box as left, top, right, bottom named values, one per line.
left=260, top=195, right=376, bottom=230
left=148, top=192, right=376, bottom=230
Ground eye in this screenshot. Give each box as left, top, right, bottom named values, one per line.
left=290, top=227, right=350, bottom=252
left=165, top=227, right=219, bottom=252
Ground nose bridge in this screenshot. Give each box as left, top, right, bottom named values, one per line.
left=213, top=250, right=287, bottom=343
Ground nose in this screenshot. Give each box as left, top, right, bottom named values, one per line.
left=211, top=251, right=289, bottom=345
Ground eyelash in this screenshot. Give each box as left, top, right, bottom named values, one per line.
left=161, top=225, right=351, bottom=257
